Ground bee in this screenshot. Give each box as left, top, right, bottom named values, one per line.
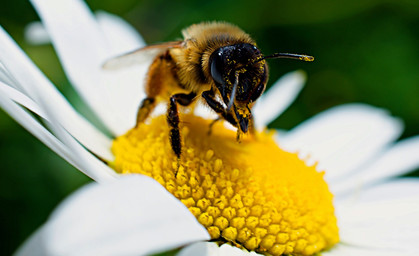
left=104, top=21, right=313, bottom=158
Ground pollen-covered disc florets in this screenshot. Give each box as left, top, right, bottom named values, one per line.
left=111, top=114, right=339, bottom=255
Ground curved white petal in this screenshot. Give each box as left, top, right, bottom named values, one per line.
left=0, top=91, right=77, bottom=168
left=277, top=104, right=403, bottom=182
left=177, top=242, right=219, bottom=256
left=0, top=91, right=116, bottom=182
left=219, top=244, right=261, bottom=256
left=0, top=82, right=47, bottom=119
left=99, top=63, right=149, bottom=136
left=43, top=110, right=118, bottom=183
left=29, top=0, right=111, bottom=120
left=194, top=101, right=219, bottom=120
left=94, top=11, right=151, bottom=135
left=0, top=26, right=114, bottom=161
left=24, top=11, right=146, bottom=52
left=0, top=83, right=117, bottom=183
left=14, top=226, right=49, bottom=256
left=16, top=175, right=209, bottom=256
left=0, top=84, right=117, bottom=183
left=323, top=244, right=410, bottom=256
left=332, top=136, right=419, bottom=195
left=0, top=58, right=26, bottom=92
left=253, top=70, right=306, bottom=129
left=344, top=178, right=419, bottom=203
left=334, top=179, right=419, bottom=255
left=95, top=11, right=146, bottom=55
left=29, top=0, right=147, bottom=135
left=178, top=242, right=261, bottom=256
left=24, top=21, right=50, bottom=45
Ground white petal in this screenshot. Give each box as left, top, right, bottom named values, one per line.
left=14, top=226, right=49, bottom=256
left=277, top=104, right=403, bottom=182
left=0, top=82, right=47, bottom=119
left=99, top=62, right=149, bottom=136
left=16, top=175, right=210, bottom=256
left=22, top=14, right=147, bottom=133
left=93, top=11, right=148, bottom=134
left=0, top=87, right=117, bottom=183
left=344, top=178, right=419, bottom=203
left=96, top=11, right=151, bottom=134
left=323, top=244, right=408, bottom=256
left=24, top=11, right=145, bottom=51
left=34, top=89, right=119, bottom=183
left=0, top=83, right=117, bottom=184
left=29, top=0, right=110, bottom=98
left=335, top=179, right=419, bottom=254
left=29, top=0, right=146, bottom=135
left=24, top=21, right=50, bottom=45
left=253, top=70, right=306, bottom=129
left=0, top=26, right=114, bottom=161
left=219, top=244, right=260, bottom=256
left=44, top=114, right=118, bottom=183
left=194, top=101, right=219, bottom=120
left=339, top=199, right=419, bottom=253
left=177, top=242, right=261, bottom=256
left=95, top=11, right=146, bottom=55
left=177, top=242, right=219, bottom=256
left=0, top=59, right=26, bottom=92
left=332, top=136, right=419, bottom=195
left=0, top=91, right=79, bottom=173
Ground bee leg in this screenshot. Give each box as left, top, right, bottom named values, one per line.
left=202, top=90, right=237, bottom=128
left=135, top=53, right=172, bottom=127
left=208, top=117, right=221, bottom=135
left=135, top=97, right=156, bottom=127
left=236, top=129, right=242, bottom=142
left=167, top=92, right=197, bottom=158
left=248, top=116, right=256, bottom=138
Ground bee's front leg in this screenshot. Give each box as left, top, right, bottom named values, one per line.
left=136, top=97, right=156, bottom=127
left=207, top=117, right=221, bottom=135
left=167, top=92, right=197, bottom=158
left=202, top=90, right=237, bottom=130
left=135, top=53, right=171, bottom=127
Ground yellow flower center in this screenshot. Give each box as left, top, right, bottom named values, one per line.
left=111, top=114, right=339, bottom=255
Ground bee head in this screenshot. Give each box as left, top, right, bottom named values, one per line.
left=209, top=43, right=267, bottom=132
left=210, top=43, right=267, bottom=106
left=209, top=43, right=314, bottom=133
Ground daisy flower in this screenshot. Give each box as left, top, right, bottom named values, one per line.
left=1, top=0, right=419, bottom=255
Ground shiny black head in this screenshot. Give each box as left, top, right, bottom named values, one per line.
left=209, top=43, right=267, bottom=106
left=209, top=43, right=267, bottom=133
left=208, top=43, right=314, bottom=134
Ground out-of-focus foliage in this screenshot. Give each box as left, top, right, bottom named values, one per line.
left=1, top=0, right=418, bottom=254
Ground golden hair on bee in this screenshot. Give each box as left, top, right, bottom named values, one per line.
left=103, top=21, right=314, bottom=158
left=170, top=22, right=254, bottom=92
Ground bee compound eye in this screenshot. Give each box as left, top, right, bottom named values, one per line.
left=249, top=82, right=265, bottom=102
left=210, top=49, right=226, bottom=85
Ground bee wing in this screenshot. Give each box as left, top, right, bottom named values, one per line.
left=102, top=41, right=184, bottom=70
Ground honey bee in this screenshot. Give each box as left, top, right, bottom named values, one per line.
left=104, top=21, right=313, bottom=158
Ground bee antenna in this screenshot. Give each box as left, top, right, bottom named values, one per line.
left=259, top=53, right=314, bottom=62
left=227, top=71, right=240, bottom=111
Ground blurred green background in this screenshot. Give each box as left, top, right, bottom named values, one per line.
left=1, top=0, right=419, bottom=254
